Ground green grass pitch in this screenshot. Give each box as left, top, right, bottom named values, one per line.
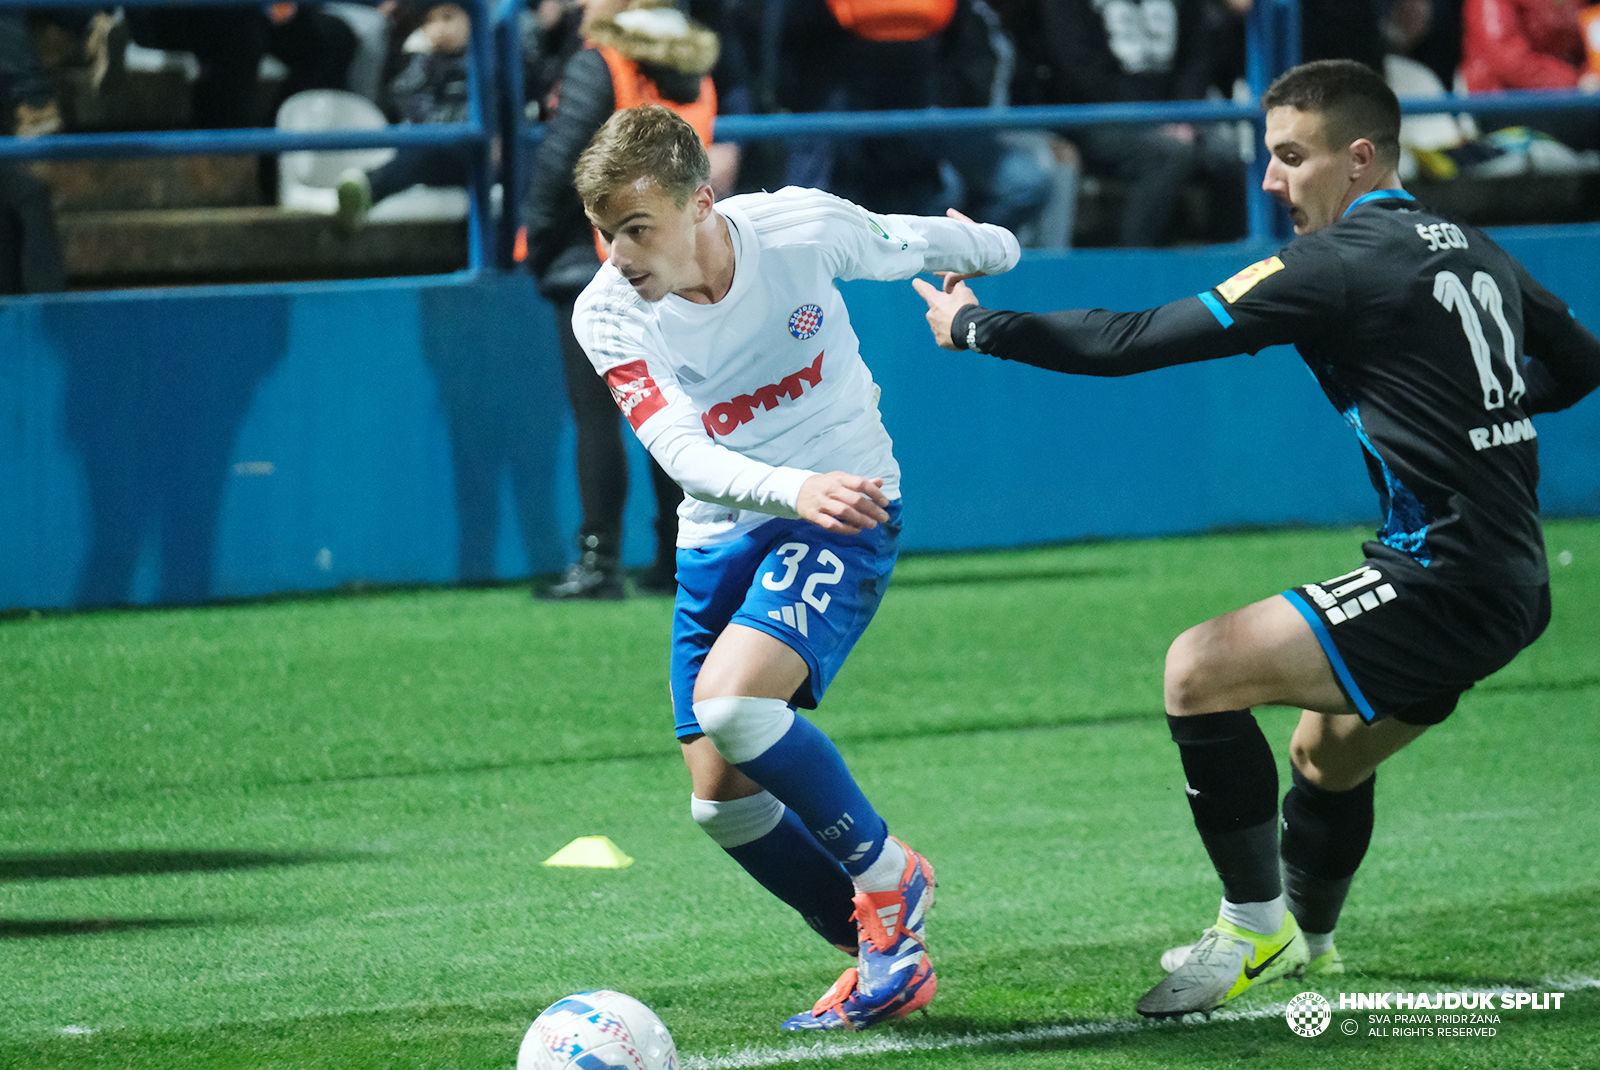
left=3, top=521, right=1596, bottom=1069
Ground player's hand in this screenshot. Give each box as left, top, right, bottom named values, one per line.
left=797, top=472, right=890, bottom=535
left=912, top=276, right=978, bottom=350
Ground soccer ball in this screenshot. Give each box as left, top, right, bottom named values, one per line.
left=518, top=990, right=677, bottom=1070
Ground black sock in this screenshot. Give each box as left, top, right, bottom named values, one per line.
left=1282, top=765, right=1375, bottom=935
left=1168, top=710, right=1282, bottom=904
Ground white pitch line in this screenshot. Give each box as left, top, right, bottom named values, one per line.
left=680, top=1005, right=1283, bottom=1070
left=680, top=978, right=1600, bottom=1070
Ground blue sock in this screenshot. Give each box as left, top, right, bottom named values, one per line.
left=736, top=712, right=889, bottom=877
left=726, top=808, right=858, bottom=949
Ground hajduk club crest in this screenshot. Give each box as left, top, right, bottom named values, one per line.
left=788, top=304, right=823, bottom=340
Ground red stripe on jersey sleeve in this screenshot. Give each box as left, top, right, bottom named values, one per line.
left=606, top=360, right=668, bottom=430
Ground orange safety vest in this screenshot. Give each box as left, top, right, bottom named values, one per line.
left=592, top=45, right=718, bottom=261
left=826, top=0, right=955, bottom=42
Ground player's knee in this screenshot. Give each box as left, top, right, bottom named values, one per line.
left=692, top=696, right=794, bottom=764
left=689, top=790, right=784, bottom=848
left=1288, top=728, right=1324, bottom=783
left=1290, top=724, right=1370, bottom=793
left=1163, top=625, right=1215, bottom=716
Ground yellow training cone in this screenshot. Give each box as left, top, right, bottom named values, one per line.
left=543, top=835, right=634, bottom=869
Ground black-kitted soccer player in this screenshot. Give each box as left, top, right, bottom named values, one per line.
left=915, top=59, right=1600, bottom=1018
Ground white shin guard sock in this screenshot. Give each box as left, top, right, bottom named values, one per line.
left=689, top=790, right=785, bottom=849
left=692, top=696, right=795, bottom=764
left=1220, top=894, right=1287, bottom=936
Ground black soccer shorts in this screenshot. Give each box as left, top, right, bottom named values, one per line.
left=1280, top=559, right=1551, bottom=726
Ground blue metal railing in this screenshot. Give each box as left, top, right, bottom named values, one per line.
left=4, top=0, right=1599, bottom=287
left=510, top=0, right=1600, bottom=250
left=0, top=0, right=498, bottom=273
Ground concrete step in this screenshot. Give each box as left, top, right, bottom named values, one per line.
left=34, top=155, right=263, bottom=212
left=58, top=207, right=468, bottom=287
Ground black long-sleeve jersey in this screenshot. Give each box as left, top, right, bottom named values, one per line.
left=952, top=191, right=1600, bottom=587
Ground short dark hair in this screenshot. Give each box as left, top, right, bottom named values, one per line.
left=1262, top=59, right=1401, bottom=168
left=574, top=105, right=711, bottom=214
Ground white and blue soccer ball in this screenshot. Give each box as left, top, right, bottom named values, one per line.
left=518, top=990, right=678, bottom=1070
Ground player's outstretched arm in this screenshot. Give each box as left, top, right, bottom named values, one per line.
left=931, top=209, right=998, bottom=290
left=796, top=473, right=890, bottom=535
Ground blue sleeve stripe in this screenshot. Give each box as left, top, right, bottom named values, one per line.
left=1197, top=291, right=1233, bottom=327
left=1279, top=589, right=1380, bottom=723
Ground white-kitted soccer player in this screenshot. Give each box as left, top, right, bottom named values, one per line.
left=569, top=104, right=1019, bottom=1030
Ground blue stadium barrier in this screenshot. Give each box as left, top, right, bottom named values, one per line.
left=2, top=1, right=1599, bottom=610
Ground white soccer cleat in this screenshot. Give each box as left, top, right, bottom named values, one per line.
left=1137, top=913, right=1308, bottom=1018
left=1160, top=935, right=1342, bottom=976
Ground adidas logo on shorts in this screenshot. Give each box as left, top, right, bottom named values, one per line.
left=768, top=602, right=810, bottom=636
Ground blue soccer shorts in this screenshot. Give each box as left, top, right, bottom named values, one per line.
left=669, top=501, right=903, bottom=739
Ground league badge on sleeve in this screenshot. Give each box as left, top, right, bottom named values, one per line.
left=1216, top=256, right=1285, bottom=303
left=789, top=304, right=824, bottom=340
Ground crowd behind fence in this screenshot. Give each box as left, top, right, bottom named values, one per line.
left=0, top=0, right=1598, bottom=285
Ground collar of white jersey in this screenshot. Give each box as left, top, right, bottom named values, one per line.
left=1341, top=188, right=1415, bottom=218
left=662, top=202, right=755, bottom=314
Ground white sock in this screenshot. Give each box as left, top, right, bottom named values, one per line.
left=1220, top=894, right=1286, bottom=936
left=1303, top=929, right=1336, bottom=958
left=689, top=791, right=784, bottom=849
left=852, top=837, right=908, bottom=894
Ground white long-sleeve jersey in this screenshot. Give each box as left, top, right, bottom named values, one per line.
left=572, top=186, right=1020, bottom=547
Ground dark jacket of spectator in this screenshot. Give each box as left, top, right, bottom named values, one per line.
left=389, top=46, right=470, bottom=124
left=1039, top=0, right=1214, bottom=104
left=1035, top=0, right=1246, bottom=247
left=523, top=7, right=717, bottom=298
left=1462, top=0, right=1590, bottom=91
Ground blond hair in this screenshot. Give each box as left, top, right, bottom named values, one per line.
left=574, top=104, right=711, bottom=214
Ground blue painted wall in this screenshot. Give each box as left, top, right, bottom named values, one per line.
left=4, top=228, right=1598, bottom=611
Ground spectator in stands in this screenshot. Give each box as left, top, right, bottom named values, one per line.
left=1037, top=0, right=1247, bottom=246
left=0, top=12, right=66, bottom=293
left=771, top=0, right=950, bottom=216
left=1463, top=0, right=1600, bottom=91
left=1215, top=1, right=1393, bottom=74
left=522, top=0, right=719, bottom=598
left=336, top=3, right=472, bottom=228
left=1383, top=0, right=1463, bottom=89
left=1300, top=0, right=1388, bottom=70
left=524, top=0, right=585, bottom=117
left=1, top=9, right=61, bottom=136
left=1462, top=0, right=1600, bottom=150
left=268, top=3, right=360, bottom=103
left=1199, top=0, right=1254, bottom=98
left=687, top=0, right=779, bottom=193
left=940, top=0, right=1079, bottom=247
left=125, top=3, right=355, bottom=128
